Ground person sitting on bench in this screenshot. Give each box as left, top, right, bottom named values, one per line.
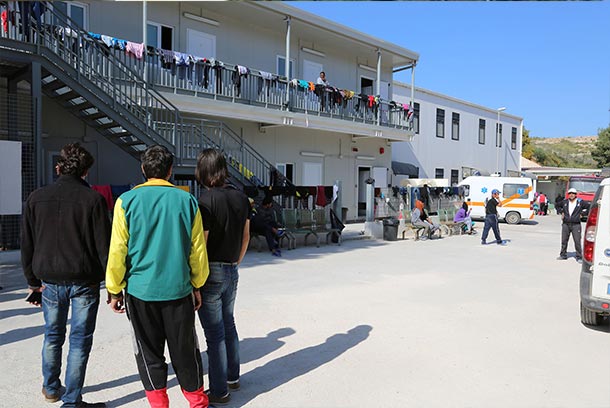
left=454, top=201, right=475, bottom=234
left=411, top=199, right=440, bottom=239
left=250, top=196, right=284, bottom=257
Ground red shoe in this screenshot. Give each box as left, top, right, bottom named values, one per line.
left=145, top=389, right=169, bottom=408
left=182, top=386, right=209, bottom=408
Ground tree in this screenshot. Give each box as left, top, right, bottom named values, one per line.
left=591, top=126, right=610, bottom=167
left=532, top=147, right=566, bottom=167
left=521, top=127, right=534, bottom=159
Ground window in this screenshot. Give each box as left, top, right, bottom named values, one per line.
left=478, top=119, right=486, bottom=144
left=511, top=127, right=517, bottom=150
left=496, top=123, right=503, bottom=147
left=436, top=108, right=445, bottom=138
left=413, top=102, right=420, bottom=134
left=451, top=112, right=460, bottom=141
left=451, top=169, right=459, bottom=186
left=276, top=163, right=294, bottom=183
left=435, top=168, right=444, bottom=179
left=462, top=184, right=470, bottom=197
left=503, top=183, right=529, bottom=199
left=277, top=56, right=294, bottom=79
left=147, top=22, right=173, bottom=50
left=54, top=2, right=88, bottom=29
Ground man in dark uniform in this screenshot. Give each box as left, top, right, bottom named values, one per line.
left=481, top=189, right=506, bottom=245
left=558, top=187, right=587, bottom=260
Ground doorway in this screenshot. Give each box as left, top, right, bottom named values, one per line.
left=360, top=77, right=373, bottom=95
left=357, top=166, right=371, bottom=217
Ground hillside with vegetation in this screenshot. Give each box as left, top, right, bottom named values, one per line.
left=528, top=135, right=598, bottom=168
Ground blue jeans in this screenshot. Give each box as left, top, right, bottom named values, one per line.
left=481, top=214, right=502, bottom=243
left=197, top=263, right=240, bottom=397
left=42, top=282, right=100, bottom=407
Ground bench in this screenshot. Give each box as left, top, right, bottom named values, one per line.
left=279, top=209, right=317, bottom=248
left=312, top=208, right=342, bottom=246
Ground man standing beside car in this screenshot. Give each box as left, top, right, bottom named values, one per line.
left=559, top=187, right=587, bottom=261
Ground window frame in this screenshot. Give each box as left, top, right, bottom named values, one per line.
left=450, top=169, right=459, bottom=185
left=511, top=127, right=517, bottom=150
left=276, top=162, right=295, bottom=183
left=478, top=119, right=486, bottom=145
left=52, top=1, right=89, bottom=29
left=413, top=102, right=420, bottom=134
left=435, top=168, right=444, bottom=179
left=436, top=108, right=445, bottom=138
left=276, top=55, right=295, bottom=79
left=147, top=21, right=174, bottom=51
left=451, top=112, right=460, bottom=141
left=496, top=123, right=503, bottom=147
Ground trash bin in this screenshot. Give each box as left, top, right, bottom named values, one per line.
left=382, top=218, right=399, bottom=241
left=341, top=207, right=348, bottom=223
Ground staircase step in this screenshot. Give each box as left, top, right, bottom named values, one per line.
left=43, top=80, right=66, bottom=93
left=56, top=90, right=81, bottom=102
left=108, top=131, right=131, bottom=138
left=66, top=101, right=95, bottom=112
left=98, top=122, right=121, bottom=130
left=82, top=112, right=107, bottom=122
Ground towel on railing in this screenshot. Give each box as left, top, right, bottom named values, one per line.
left=100, top=34, right=113, bottom=48
left=259, top=70, right=274, bottom=80
left=126, top=41, right=145, bottom=59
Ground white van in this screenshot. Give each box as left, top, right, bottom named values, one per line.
left=458, top=176, right=536, bottom=224
left=580, top=177, right=610, bottom=325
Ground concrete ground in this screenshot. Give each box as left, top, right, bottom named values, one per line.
left=1, top=214, right=609, bottom=407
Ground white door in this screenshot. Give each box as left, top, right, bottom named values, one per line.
left=186, top=29, right=216, bottom=58
left=302, top=162, right=322, bottom=186
left=303, top=59, right=323, bottom=83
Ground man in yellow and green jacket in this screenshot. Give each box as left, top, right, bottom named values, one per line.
left=106, top=145, right=210, bottom=408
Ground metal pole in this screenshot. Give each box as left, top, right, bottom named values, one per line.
left=142, top=0, right=147, bottom=86
left=376, top=49, right=381, bottom=125
left=411, top=63, right=415, bottom=130
left=31, top=62, right=43, bottom=188
left=284, top=16, right=291, bottom=110
left=496, top=110, right=500, bottom=175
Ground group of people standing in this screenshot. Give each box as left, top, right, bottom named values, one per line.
left=22, top=144, right=247, bottom=407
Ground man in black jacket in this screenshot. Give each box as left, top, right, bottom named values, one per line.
left=559, top=188, right=587, bottom=260
left=21, top=143, right=110, bottom=408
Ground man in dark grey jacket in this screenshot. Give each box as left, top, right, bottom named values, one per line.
left=558, top=187, right=588, bottom=260
left=21, top=143, right=110, bottom=408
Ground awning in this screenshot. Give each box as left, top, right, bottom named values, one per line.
left=392, top=161, right=419, bottom=178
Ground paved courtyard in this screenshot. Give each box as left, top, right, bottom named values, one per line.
left=1, top=214, right=609, bottom=407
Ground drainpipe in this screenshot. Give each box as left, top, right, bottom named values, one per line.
left=284, top=16, right=291, bottom=110
left=376, top=49, right=381, bottom=125
left=142, top=0, right=147, bottom=85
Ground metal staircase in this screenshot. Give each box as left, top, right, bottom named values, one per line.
left=0, top=1, right=291, bottom=190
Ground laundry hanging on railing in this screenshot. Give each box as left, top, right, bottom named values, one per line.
left=232, top=65, right=250, bottom=97
left=126, top=41, right=145, bottom=59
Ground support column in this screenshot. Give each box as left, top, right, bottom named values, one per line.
left=284, top=16, right=291, bottom=110
left=31, top=61, right=43, bottom=188
left=376, top=49, right=381, bottom=125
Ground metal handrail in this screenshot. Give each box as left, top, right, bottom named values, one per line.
left=15, top=2, right=182, bottom=149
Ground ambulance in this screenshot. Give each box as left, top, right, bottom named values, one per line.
left=458, top=176, right=536, bottom=224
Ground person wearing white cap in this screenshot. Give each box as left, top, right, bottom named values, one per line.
left=558, top=187, right=587, bottom=260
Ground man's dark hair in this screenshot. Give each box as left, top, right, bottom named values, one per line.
left=141, top=145, right=173, bottom=179
left=195, top=148, right=228, bottom=188
left=320, top=71, right=325, bottom=76
left=56, top=143, right=94, bottom=177
left=262, top=196, right=274, bottom=206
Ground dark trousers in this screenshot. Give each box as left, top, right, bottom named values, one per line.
left=481, top=214, right=502, bottom=243
left=560, top=223, right=582, bottom=258
left=126, top=294, right=203, bottom=392
left=251, top=218, right=279, bottom=251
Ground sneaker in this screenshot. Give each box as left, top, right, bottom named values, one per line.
left=271, top=249, right=281, bottom=257
left=276, top=230, right=285, bottom=238
left=558, top=255, right=567, bottom=260
left=205, top=391, right=231, bottom=406
left=497, top=240, right=507, bottom=245
left=76, top=402, right=107, bottom=408
left=42, top=387, right=60, bottom=403
left=227, top=379, right=240, bottom=391
left=481, top=240, right=486, bottom=245
left=576, top=257, right=583, bottom=263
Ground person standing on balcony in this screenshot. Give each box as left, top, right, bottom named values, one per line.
left=106, top=145, right=210, bottom=408
left=316, top=71, right=329, bottom=86
left=195, top=149, right=251, bottom=405
left=21, top=143, right=110, bottom=408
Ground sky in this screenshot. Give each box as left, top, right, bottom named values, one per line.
left=292, top=1, right=610, bottom=138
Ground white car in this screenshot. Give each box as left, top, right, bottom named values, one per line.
left=580, top=177, right=610, bottom=325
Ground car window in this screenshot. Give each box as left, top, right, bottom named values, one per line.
left=503, top=183, right=528, bottom=199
